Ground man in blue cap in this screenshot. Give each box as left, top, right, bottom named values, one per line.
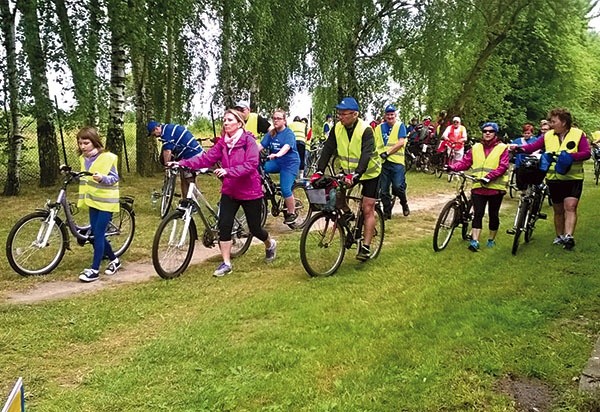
left=312, top=96, right=384, bottom=261
left=147, top=120, right=203, bottom=196
left=375, top=104, right=410, bottom=218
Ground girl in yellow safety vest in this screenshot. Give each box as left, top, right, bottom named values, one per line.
left=448, top=122, right=509, bottom=252
left=76, top=127, right=121, bottom=282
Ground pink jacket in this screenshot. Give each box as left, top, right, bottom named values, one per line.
left=179, top=131, right=263, bottom=201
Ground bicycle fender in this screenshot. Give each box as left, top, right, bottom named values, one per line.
left=188, top=217, right=198, bottom=241
left=120, top=199, right=135, bottom=216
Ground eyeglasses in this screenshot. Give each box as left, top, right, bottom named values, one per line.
left=272, top=116, right=285, bottom=121
left=482, top=129, right=495, bottom=134
left=453, top=121, right=460, bottom=124
left=337, top=112, right=354, bottom=117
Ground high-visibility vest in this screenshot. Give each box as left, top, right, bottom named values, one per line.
left=289, top=121, right=306, bottom=143
left=374, top=122, right=404, bottom=165
left=78, top=152, right=120, bottom=212
left=334, top=119, right=382, bottom=180
left=471, top=143, right=508, bottom=190
left=544, top=127, right=585, bottom=180
left=245, top=113, right=259, bottom=138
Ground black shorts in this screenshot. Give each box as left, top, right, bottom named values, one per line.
left=360, top=176, right=380, bottom=199
left=546, top=179, right=583, bottom=203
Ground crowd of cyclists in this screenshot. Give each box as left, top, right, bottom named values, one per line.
left=63, top=96, right=600, bottom=281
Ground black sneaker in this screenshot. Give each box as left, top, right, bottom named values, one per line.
left=563, top=235, right=575, bottom=250
left=402, top=204, right=410, bottom=216
left=383, top=211, right=392, bottom=220
left=105, top=259, right=121, bottom=276
left=356, top=245, right=371, bottom=262
left=284, top=213, right=298, bottom=224
left=79, top=268, right=99, bottom=282
left=506, top=228, right=516, bottom=235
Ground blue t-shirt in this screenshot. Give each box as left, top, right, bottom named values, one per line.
left=261, top=127, right=300, bottom=169
left=511, top=136, right=540, bottom=167
left=160, top=124, right=203, bottom=160
left=380, top=122, right=407, bottom=146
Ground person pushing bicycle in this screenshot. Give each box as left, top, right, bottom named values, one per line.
left=147, top=121, right=204, bottom=197
left=311, top=96, right=384, bottom=262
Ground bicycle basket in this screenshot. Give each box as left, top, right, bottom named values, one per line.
left=517, top=156, right=546, bottom=185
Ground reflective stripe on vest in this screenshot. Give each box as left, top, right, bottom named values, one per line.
left=335, top=119, right=382, bottom=180
left=77, top=152, right=120, bottom=212
left=246, top=113, right=259, bottom=139
left=289, top=121, right=306, bottom=143
left=544, top=128, right=585, bottom=180
left=375, top=122, right=404, bottom=165
left=471, top=143, right=508, bottom=190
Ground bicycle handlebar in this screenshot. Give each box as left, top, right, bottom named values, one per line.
left=164, top=163, right=213, bottom=175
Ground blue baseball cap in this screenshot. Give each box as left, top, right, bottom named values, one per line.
left=384, top=104, right=397, bottom=113
left=335, top=97, right=359, bottom=111
left=147, top=121, right=160, bottom=135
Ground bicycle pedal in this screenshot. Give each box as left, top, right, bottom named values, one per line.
left=538, top=213, right=547, bottom=220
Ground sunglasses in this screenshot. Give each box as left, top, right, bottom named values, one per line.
left=272, top=116, right=285, bottom=120
left=482, top=129, right=495, bottom=134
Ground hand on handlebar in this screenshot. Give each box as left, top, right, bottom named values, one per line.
left=214, top=168, right=227, bottom=178
left=344, top=173, right=359, bottom=186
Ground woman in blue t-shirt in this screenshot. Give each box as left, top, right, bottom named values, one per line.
left=258, top=109, right=301, bottom=224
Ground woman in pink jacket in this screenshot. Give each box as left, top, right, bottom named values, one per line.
left=177, top=109, right=277, bottom=277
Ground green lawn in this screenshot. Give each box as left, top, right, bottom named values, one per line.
left=1, top=168, right=600, bottom=411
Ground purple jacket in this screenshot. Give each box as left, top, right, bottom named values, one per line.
left=179, top=131, right=263, bottom=200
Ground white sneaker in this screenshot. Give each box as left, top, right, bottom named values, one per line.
left=265, top=239, right=277, bottom=263
left=105, top=258, right=121, bottom=275
left=79, top=268, right=99, bottom=282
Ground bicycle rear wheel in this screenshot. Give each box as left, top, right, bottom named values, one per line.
left=107, top=202, right=135, bottom=257
left=461, top=199, right=473, bottom=240
left=152, top=210, right=195, bottom=279
left=366, top=205, right=385, bottom=259
left=511, top=199, right=528, bottom=256
left=160, top=173, right=176, bottom=218
left=300, top=212, right=345, bottom=277
left=290, top=182, right=311, bottom=229
left=595, top=160, right=600, bottom=185
left=230, top=207, right=253, bottom=258
left=433, top=201, right=459, bottom=251
left=6, top=211, right=68, bottom=276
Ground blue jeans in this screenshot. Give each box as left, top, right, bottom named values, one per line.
left=89, top=208, right=117, bottom=270
left=264, top=160, right=299, bottom=198
left=379, top=161, right=407, bottom=214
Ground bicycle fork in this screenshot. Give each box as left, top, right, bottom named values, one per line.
left=37, top=208, right=59, bottom=248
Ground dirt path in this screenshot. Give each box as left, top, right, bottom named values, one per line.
left=3, top=193, right=451, bottom=305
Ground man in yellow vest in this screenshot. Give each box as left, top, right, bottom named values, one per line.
left=375, top=104, right=410, bottom=219
left=510, top=108, right=591, bottom=250
left=289, top=116, right=307, bottom=176
left=312, top=96, right=383, bottom=261
left=234, top=100, right=272, bottom=141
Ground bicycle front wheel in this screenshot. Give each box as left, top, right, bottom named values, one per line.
left=300, top=212, right=345, bottom=277
left=433, top=201, right=459, bottom=251
left=508, top=168, right=517, bottom=198
left=290, top=182, right=312, bottom=229
left=160, top=173, right=176, bottom=218
left=107, top=203, right=135, bottom=257
left=152, top=210, right=195, bottom=279
left=511, top=199, right=528, bottom=256
left=230, top=207, right=253, bottom=258
left=6, top=211, right=68, bottom=276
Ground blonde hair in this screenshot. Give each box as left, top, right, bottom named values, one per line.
left=224, top=109, right=246, bottom=127
left=76, top=127, right=104, bottom=155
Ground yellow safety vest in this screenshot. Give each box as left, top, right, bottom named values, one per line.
left=245, top=113, right=259, bottom=139
left=78, top=152, right=120, bottom=212
left=471, top=143, right=508, bottom=190
left=544, top=128, right=585, bottom=180
left=289, top=121, right=306, bottom=143
left=374, top=122, right=404, bottom=165
left=335, top=119, right=382, bottom=180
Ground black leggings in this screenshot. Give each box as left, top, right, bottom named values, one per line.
left=471, top=192, right=504, bottom=231
left=218, top=194, right=268, bottom=242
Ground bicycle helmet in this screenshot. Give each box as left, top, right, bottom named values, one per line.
left=480, top=122, right=499, bottom=133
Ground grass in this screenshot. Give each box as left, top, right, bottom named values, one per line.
left=1, top=168, right=600, bottom=411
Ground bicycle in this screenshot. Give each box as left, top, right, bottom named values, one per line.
left=592, top=143, right=600, bottom=185
left=432, top=171, right=475, bottom=251
left=6, top=166, right=135, bottom=276
left=435, top=141, right=460, bottom=178
left=509, top=156, right=549, bottom=255
left=258, top=155, right=312, bottom=229
left=156, top=137, right=209, bottom=218
left=299, top=174, right=385, bottom=277
left=151, top=164, right=252, bottom=279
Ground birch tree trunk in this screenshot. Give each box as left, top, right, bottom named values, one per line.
left=1, top=0, right=22, bottom=195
